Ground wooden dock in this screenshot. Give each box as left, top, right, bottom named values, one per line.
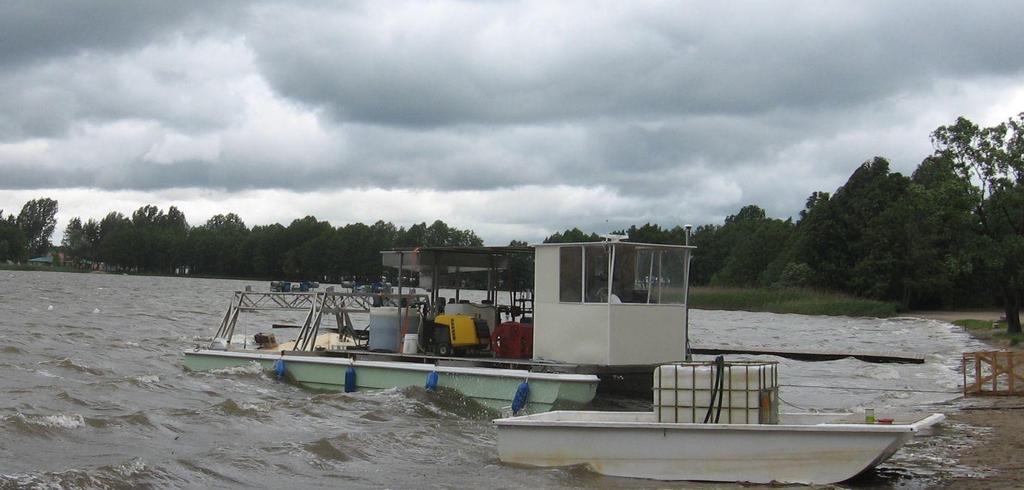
left=690, top=345, right=926, bottom=364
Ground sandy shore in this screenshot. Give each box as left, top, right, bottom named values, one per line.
left=907, top=309, right=1023, bottom=488
left=936, top=399, right=1024, bottom=489
left=909, top=309, right=1005, bottom=322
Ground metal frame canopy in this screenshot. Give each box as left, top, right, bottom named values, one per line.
left=381, top=246, right=534, bottom=305
left=381, top=246, right=531, bottom=272
left=532, top=241, right=695, bottom=251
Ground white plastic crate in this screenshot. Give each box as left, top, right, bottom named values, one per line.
left=653, top=361, right=779, bottom=424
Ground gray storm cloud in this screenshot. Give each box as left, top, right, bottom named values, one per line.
left=1, top=1, right=1023, bottom=241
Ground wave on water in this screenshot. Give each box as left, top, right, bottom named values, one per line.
left=860, top=364, right=903, bottom=381
left=84, top=411, right=157, bottom=429
left=136, top=311, right=180, bottom=322
left=214, top=399, right=271, bottom=417
left=302, top=436, right=371, bottom=464
left=129, top=374, right=161, bottom=386
left=370, top=386, right=499, bottom=420
left=43, top=358, right=107, bottom=376
left=34, top=369, right=62, bottom=379
left=307, top=392, right=359, bottom=406
left=55, top=390, right=91, bottom=406
left=207, top=361, right=264, bottom=377
left=0, top=458, right=173, bottom=489
left=5, top=412, right=86, bottom=435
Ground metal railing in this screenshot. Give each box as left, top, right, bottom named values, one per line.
left=214, top=289, right=429, bottom=351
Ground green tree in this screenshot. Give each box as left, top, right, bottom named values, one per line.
left=17, top=198, right=58, bottom=256
left=506, top=239, right=534, bottom=292
left=623, top=223, right=679, bottom=244
left=932, top=113, right=1024, bottom=334
left=248, top=223, right=288, bottom=278
left=0, top=210, right=28, bottom=262
left=190, top=213, right=250, bottom=276
left=543, top=228, right=601, bottom=243
left=709, top=205, right=795, bottom=287
left=690, top=224, right=724, bottom=285
left=96, top=212, right=132, bottom=270
left=791, top=158, right=910, bottom=293
left=62, top=217, right=87, bottom=263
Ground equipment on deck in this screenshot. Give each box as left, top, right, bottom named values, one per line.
left=491, top=321, right=533, bottom=359
left=433, top=313, right=491, bottom=356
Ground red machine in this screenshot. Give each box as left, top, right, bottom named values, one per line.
left=491, top=321, right=534, bottom=359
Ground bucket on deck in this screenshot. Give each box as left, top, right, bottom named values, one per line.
left=402, top=334, right=419, bottom=354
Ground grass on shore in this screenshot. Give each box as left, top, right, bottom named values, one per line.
left=689, top=287, right=900, bottom=318
left=953, top=319, right=1023, bottom=346
left=0, top=264, right=89, bottom=274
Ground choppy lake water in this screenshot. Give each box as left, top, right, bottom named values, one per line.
left=0, top=271, right=991, bottom=488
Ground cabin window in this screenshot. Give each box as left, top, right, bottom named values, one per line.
left=615, top=246, right=689, bottom=305
left=610, top=246, right=636, bottom=302
left=559, top=244, right=690, bottom=305
left=559, top=247, right=582, bottom=302
left=583, top=245, right=609, bottom=303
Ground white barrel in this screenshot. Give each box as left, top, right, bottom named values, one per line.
left=402, top=334, right=419, bottom=354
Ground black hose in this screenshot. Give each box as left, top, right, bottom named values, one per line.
left=703, top=355, right=726, bottom=423
left=713, top=355, right=725, bottom=423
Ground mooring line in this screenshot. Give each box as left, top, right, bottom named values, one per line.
left=777, top=394, right=813, bottom=411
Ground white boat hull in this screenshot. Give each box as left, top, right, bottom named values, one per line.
left=494, top=411, right=944, bottom=484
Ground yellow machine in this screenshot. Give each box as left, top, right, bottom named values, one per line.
left=433, top=314, right=490, bottom=356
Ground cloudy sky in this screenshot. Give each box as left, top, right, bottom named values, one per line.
left=2, top=1, right=1023, bottom=244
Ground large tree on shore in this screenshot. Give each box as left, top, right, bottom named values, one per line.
left=932, top=113, right=1024, bottom=334
left=16, top=198, right=58, bottom=256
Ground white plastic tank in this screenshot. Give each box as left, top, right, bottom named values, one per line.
left=652, top=361, right=778, bottom=424
left=368, top=307, right=403, bottom=351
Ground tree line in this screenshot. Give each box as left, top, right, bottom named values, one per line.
left=545, top=113, right=1024, bottom=334
left=1, top=200, right=483, bottom=284
left=3, top=113, right=1022, bottom=332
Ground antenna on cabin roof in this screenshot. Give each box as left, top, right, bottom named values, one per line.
left=601, top=233, right=628, bottom=242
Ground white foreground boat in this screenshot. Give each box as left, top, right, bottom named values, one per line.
left=494, top=410, right=945, bottom=484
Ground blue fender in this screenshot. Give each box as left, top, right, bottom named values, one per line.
left=511, top=381, right=529, bottom=415
left=273, top=358, right=286, bottom=379
left=425, top=371, right=439, bottom=392
left=344, top=366, right=357, bottom=393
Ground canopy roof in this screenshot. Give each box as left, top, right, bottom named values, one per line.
left=381, top=246, right=532, bottom=272
left=533, top=241, right=694, bottom=250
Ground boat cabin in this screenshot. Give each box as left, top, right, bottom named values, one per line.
left=532, top=240, right=693, bottom=366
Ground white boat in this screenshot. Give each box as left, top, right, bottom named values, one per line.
left=494, top=409, right=945, bottom=484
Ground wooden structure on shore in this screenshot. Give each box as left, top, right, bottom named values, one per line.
left=963, top=351, right=1024, bottom=396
